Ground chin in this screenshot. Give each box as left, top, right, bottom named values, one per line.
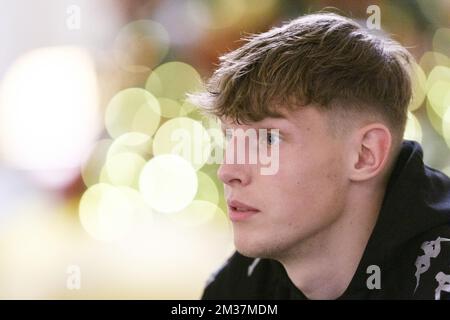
left=232, top=225, right=320, bottom=261
left=233, top=235, right=284, bottom=260
left=233, top=235, right=263, bottom=258
left=235, top=246, right=262, bottom=258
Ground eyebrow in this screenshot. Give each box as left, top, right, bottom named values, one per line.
left=220, top=115, right=291, bottom=127
left=220, top=122, right=292, bottom=139
left=262, top=119, right=294, bottom=130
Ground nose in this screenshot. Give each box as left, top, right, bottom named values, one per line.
left=217, top=161, right=251, bottom=187
left=217, top=135, right=252, bottom=187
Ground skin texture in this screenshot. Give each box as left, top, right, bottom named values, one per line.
left=218, top=105, right=394, bottom=299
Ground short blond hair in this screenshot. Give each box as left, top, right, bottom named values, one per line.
left=189, top=13, right=413, bottom=142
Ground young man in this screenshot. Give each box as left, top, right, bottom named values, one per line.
left=189, top=13, right=450, bottom=299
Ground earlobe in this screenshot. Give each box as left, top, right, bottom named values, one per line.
left=350, top=124, right=392, bottom=182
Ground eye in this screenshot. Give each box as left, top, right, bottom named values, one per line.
left=260, top=129, right=281, bottom=146
left=267, top=132, right=280, bottom=145
left=224, top=129, right=233, bottom=142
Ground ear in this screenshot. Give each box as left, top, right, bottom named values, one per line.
left=349, top=123, right=392, bottom=182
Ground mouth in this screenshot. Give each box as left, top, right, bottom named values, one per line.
left=227, top=199, right=260, bottom=222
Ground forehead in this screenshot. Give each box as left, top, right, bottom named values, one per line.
left=219, top=107, right=311, bottom=130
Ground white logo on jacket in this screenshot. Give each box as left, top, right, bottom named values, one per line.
left=414, top=236, right=450, bottom=296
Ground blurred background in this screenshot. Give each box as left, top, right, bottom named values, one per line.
left=0, top=0, right=449, bottom=299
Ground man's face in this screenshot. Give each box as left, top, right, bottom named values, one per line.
left=218, top=107, right=351, bottom=260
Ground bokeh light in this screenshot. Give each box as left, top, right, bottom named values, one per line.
left=443, top=165, right=450, bottom=177
left=426, top=99, right=444, bottom=136
left=426, top=66, right=450, bottom=112
left=195, top=171, right=219, bottom=205
left=79, top=183, right=142, bottom=242
left=444, top=107, right=450, bottom=149
left=81, top=139, right=113, bottom=188
left=139, top=154, right=198, bottom=213
left=113, top=19, right=170, bottom=73
left=185, top=0, right=278, bottom=30
left=145, top=61, right=203, bottom=102
left=100, top=152, right=146, bottom=189
left=433, top=28, right=450, bottom=57
left=0, top=46, right=101, bottom=188
left=427, top=80, right=450, bottom=117
left=179, top=101, right=198, bottom=117
left=107, top=132, right=153, bottom=160
left=419, top=51, right=450, bottom=75
left=168, top=200, right=222, bottom=228
left=105, top=88, right=161, bottom=138
left=152, top=117, right=212, bottom=170
left=0, top=199, right=85, bottom=298
left=186, top=0, right=246, bottom=30
left=404, top=111, right=423, bottom=143
left=157, top=97, right=183, bottom=118
left=408, top=61, right=427, bottom=111
left=425, top=65, right=450, bottom=137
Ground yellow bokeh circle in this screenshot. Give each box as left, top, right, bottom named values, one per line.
left=145, top=61, right=203, bottom=102
left=152, top=117, right=212, bottom=170
left=79, top=184, right=142, bottom=242
left=139, top=154, right=198, bottom=213
left=105, top=88, right=161, bottom=138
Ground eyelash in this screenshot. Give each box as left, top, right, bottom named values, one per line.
left=224, top=131, right=232, bottom=142
left=223, top=130, right=282, bottom=146
left=263, top=129, right=281, bottom=146
left=265, top=131, right=281, bottom=146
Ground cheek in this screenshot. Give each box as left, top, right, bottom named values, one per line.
left=288, top=143, right=346, bottom=189
left=265, top=150, right=347, bottom=218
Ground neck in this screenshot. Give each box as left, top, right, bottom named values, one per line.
left=279, top=182, right=386, bottom=299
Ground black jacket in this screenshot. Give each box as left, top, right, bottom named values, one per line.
left=202, top=140, right=450, bottom=299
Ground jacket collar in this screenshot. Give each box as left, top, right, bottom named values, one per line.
left=341, top=140, right=450, bottom=297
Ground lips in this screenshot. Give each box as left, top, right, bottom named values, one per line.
left=227, top=199, right=260, bottom=222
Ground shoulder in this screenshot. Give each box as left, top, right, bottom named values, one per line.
left=201, top=251, right=287, bottom=299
